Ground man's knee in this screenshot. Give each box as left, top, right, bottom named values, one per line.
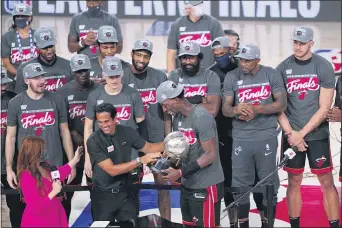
left=288, top=173, right=303, bottom=188
left=317, top=172, right=336, bottom=190
left=237, top=203, right=250, bottom=219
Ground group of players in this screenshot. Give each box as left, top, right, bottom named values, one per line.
left=1, top=0, right=341, bottom=228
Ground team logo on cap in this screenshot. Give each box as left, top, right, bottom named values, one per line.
left=102, top=28, right=113, bottom=38
left=77, top=60, right=83, bottom=65
left=105, top=32, right=112, bottom=37
left=139, top=40, right=151, bottom=48
left=110, top=65, right=116, bottom=70
left=295, top=28, right=306, bottom=36
left=241, top=48, right=247, bottom=53
left=40, top=31, right=51, bottom=41
left=185, top=45, right=191, bottom=51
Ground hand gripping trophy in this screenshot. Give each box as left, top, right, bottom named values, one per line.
left=150, top=131, right=190, bottom=175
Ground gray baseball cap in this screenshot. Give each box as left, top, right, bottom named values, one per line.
left=1, top=67, right=13, bottom=85
left=184, top=1, right=203, bottom=6
left=211, top=37, right=230, bottom=50
left=102, top=57, right=123, bottom=77
left=178, top=41, right=201, bottom=57
left=133, top=39, right=153, bottom=54
left=235, top=44, right=260, bottom=60
left=98, top=25, right=118, bottom=43
left=23, top=63, right=47, bottom=79
left=156, top=81, right=185, bottom=103
left=70, top=54, right=91, bottom=72
left=34, top=27, right=57, bottom=49
left=12, top=3, right=32, bottom=16
left=292, top=26, right=314, bottom=43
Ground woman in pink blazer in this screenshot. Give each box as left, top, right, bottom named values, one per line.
left=17, top=136, right=83, bottom=227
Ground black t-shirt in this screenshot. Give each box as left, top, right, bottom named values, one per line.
left=87, top=124, right=146, bottom=189
left=208, top=58, right=239, bottom=137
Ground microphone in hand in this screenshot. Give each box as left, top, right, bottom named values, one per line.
left=279, top=147, right=297, bottom=166
left=51, top=166, right=62, bottom=197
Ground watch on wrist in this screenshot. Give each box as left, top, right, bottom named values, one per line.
left=135, top=157, right=142, bottom=167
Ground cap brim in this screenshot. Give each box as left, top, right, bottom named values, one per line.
left=26, top=72, right=47, bottom=79
left=72, top=66, right=92, bottom=72
left=178, top=52, right=199, bottom=57
left=291, top=37, right=311, bottom=43
left=102, top=70, right=123, bottom=77
left=234, top=54, right=255, bottom=60
left=37, top=40, right=57, bottom=49
left=1, top=78, right=13, bottom=84
left=132, top=48, right=153, bottom=54
left=98, top=39, right=118, bottom=43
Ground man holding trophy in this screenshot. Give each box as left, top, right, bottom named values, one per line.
left=154, top=80, right=224, bottom=228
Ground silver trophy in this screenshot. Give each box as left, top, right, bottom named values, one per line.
left=150, top=131, right=190, bottom=175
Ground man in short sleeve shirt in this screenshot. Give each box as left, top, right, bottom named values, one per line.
left=89, top=25, right=130, bottom=84
left=87, top=103, right=163, bottom=223
left=84, top=57, right=145, bottom=179
left=222, top=44, right=287, bottom=228
left=68, top=0, right=123, bottom=58
left=15, top=27, right=73, bottom=93
left=168, top=41, right=221, bottom=117
left=276, top=27, right=340, bottom=227
left=122, top=39, right=172, bottom=219
left=56, top=54, right=100, bottom=219
left=166, top=0, right=224, bottom=72
left=156, top=81, right=224, bottom=228
left=5, top=63, right=75, bottom=191
left=1, top=67, right=25, bottom=228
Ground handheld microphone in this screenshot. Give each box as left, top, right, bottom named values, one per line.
left=51, top=166, right=61, bottom=197
left=279, top=147, right=297, bottom=166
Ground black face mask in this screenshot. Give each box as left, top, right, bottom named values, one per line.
left=88, top=6, right=101, bottom=16
left=181, top=63, right=200, bottom=77
left=15, top=18, right=29, bottom=29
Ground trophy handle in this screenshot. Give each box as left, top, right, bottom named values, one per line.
left=175, top=158, right=181, bottom=167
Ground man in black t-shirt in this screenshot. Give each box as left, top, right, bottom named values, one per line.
left=87, top=103, right=163, bottom=223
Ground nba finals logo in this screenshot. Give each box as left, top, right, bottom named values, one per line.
left=4, top=0, right=32, bottom=14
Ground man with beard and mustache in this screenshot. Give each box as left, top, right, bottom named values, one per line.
left=222, top=44, right=287, bottom=228
left=6, top=63, right=76, bottom=203
left=122, top=39, right=172, bottom=220
left=68, top=0, right=123, bottom=58
left=15, top=27, right=73, bottom=93
left=169, top=41, right=221, bottom=117
left=1, top=67, right=25, bottom=228
left=276, top=27, right=340, bottom=228
left=90, top=25, right=130, bottom=85
left=56, top=54, right=100, bottom=220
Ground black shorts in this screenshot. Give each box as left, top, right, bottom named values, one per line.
left=281, top=137, right=333, bottom=175
left=91, top=187, right=137, bottom=222
left=180, top=182, right=224, bottom=227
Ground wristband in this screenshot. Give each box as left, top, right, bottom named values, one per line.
left=79, top=39, right=84, bottom=48
left=181, top=160, right=201, bottom=179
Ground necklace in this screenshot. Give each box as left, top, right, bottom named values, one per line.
left=15, top=28, right=35, bottom=62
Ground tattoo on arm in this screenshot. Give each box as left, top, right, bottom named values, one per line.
left=222, top=96, right=235, bottom=117
left=256, top=91, right=287, bottom=114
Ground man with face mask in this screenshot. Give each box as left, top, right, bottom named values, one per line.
left=68, top=0, right=123, bottom=58
left=169, top=41, right=221, bottom=117
left=276, top=27, right=340, bottom=228
left=122, top=39, right=172, bottom=220
left=167, top=0, right=224, bottom=73
left=6, top=63, right=76, bottom=203
left=56, top=54, right=100, bottom=220
left=90, top=25, right=130, bottom=85
left=222, top=44, right=287, bottom=228
left=1, top=67, right=25, bottom=228
left=15, top=27, right=73, bottom=93
left=1, top=3, right=38, bottom=91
